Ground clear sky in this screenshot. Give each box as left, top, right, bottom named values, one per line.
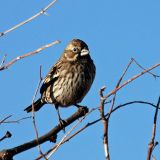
left=0, top=0, right=160, bottom=160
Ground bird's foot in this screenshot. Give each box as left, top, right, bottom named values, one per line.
left=58, top=118, right=67, bottom=132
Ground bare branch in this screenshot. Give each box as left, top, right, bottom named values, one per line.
left=1, top=116, right=31, bottom=124
left=99, top=87, right=110, bottom=160
left=0, top=115, right=12, bottom=124
left=35, top=100, right=158, bottom=160
left=0, top=131, right=12, bottom=142
left=105, top=63, right=160, bottom=99
left=106, top=58, right=134, bottom=118
left=99, top=59, right=135, bottom=160
left=0, top=0, right=58, bottom=37
left=73, top=100, right=158, bottom=139
left=131, top=58, right=159, bottom=78
left=0, top=55, right=6, bottom=67
left=46, top=107, right=95, bottom=159
left=36, top=99, right=159, bottom=160
left=0, top=107, right=88, bottom=160
left=0, top=40, right=60, bottom=71
left=35, top=108, right=97, bottom=160
left=31, top=66, right=47, bottom=160
left=147, top=97, right=160, bottom=160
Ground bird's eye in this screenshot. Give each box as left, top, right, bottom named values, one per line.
left=72, top=47, right=78, bottom=53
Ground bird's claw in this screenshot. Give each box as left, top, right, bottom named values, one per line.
left=59, top=119, right=67, bottom=132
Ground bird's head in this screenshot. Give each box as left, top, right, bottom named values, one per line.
left=62, top=39, right=90, bottom=62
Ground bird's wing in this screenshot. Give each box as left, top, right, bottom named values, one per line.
left=40, top=61, right=61, bottom=94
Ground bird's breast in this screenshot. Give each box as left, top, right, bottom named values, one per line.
left=50, top=61, right=95, bottom=107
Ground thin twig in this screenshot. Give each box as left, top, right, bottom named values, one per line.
left=0, top=40, right=60, bottom=71
left=100, top=59, right=135, bottom=160
left=0, top=115, right=12, bottom=124
left=147, top=97, right=160, bottom=160
left=105, top=63, right=160, bottom=99
left=0, top=131, right=12, bottom=142
left=0, top=0, right=58, bottom=37
left=107, top=58, right=134, bottom=118
left=116, top=58, right=134, bottom=87
left=131, top=58, right=159, bottom=78
left=31, top=66, right=47, bottom=160
left=0, top=54, right=6, bottom=67
left=70, top=100, right=158, bottom=140
left=2, top=116, right=31, bottom=124
left=99, top=87, right=109, bottom=160
left=99, top=86, right=106, bottom=118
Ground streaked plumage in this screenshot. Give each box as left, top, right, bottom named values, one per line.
left=24, top=39, right=96, bottom=120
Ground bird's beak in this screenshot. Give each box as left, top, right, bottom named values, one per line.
left=80, top=48, right=89, bottom=56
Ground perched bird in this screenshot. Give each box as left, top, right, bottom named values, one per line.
left=24, top=39, right=96, bottom=123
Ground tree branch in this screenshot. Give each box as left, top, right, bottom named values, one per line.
left=0, top=55, right=6, bottom=68
left=0, top=0, right=58, bottom=37
left=147, top=97, right=160, bottom=160
left=36, top=100, right=158, bottom=159
left=0, top=131, right=12, bottom=142
left=99, top=87, right=110, bottom=160
left=131, top=58, right=159, bottom=78
left=99, top=59, right=136, bottom=160
left=105, top=63, right=160, bottom=99
left=1, top=116, right=31, bottom=124
left=36, top=108, right=97, bottom=159
left=0, top=40, right=60, bottom=71
left=0, top=107, right=88, bottom=160
left=31, top=66, right=47, bottom=159
left=0, top=115, right=12, bottom=124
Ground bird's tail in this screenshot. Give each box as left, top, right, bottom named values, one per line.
left=24, top=98, right=45, bottom=113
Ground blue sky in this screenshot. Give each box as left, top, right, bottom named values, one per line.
left=0, top=0, right=160, bottom=159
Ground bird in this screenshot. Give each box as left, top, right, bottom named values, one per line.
left=24, top=39, right=96, bottom=124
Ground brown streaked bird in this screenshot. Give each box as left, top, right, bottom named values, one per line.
left=24, top=39, right=96, bottom=123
